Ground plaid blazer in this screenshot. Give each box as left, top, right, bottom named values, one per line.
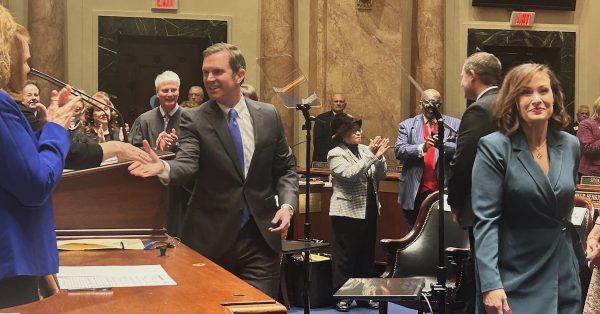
left=327, top=143, right=387, bottom=219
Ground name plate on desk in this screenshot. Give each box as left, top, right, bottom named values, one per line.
left=581, top=176, right=600, bottom=186
left=311, top=161, right=329, bottom=170
left=576, top=190, right=600, bottom=210
left=387, top=164, right=403, bottom=173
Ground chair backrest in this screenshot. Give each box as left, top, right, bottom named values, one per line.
left=392, top=191, right=470, bottom=278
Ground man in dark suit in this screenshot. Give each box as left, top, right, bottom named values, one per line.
left=128, top=43, right=298, bottom=298
left=312, top=93, right=347, bottom=162
left=129, top=70, right=183, bottom=152
left=447, top=51, right=502, bottom=314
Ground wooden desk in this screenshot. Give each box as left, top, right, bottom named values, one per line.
left=4, top=244, right=286, bottom=313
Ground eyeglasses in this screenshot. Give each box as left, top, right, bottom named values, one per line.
left=350, top=127, right=363, bottom=134
left=421, top=99, right=441, bottom=107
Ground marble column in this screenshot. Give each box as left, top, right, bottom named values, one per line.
left=260, top=0, right=295, bottom=144
left=412, top=0, right=444, bottom=114
left=28, top=0, right=65, bottom=104
left=309, top=0, right=327, bottom=110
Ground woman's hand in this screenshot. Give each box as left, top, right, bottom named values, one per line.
left=369, top=136, right=382, bottom=154
left=45, top=87, right=80, bottom=129
left=482, top=289, right=511, bottom=314
left=587, top=225, right=600, bottom=268
left=374, top=138, right=390, bottom=159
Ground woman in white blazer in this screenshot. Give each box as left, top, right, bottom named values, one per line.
left=327, top=113, right=389, bottom=312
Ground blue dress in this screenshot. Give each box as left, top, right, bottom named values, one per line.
left=0, top=91, right=70, bottom=280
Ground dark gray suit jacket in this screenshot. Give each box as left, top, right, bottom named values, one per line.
left=129, top=106, right=182, bottom=151
left=472, top=131, right=583, bottom=313
left=313, top=110, right=335, bottom=162
left=167, top=98, right=299, bottom=260
left=447, top=88, right=498, bottom=227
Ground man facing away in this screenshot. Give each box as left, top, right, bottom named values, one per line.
left=447, top=51, right=502, bottom=314
left=395, top=89, right=461, bottom=230
left=313, top=93, right=347, bottom=163
left=128, top=43, right=298, bottom=298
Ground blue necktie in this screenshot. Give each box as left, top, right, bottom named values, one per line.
left=228, top=109, right=249, bottom=227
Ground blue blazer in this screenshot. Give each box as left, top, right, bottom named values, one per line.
left=394, top=114, right=461, bottom=210
left=0, top=91, right=70, bottom=280
left=472, top=131, right=583, bottom=313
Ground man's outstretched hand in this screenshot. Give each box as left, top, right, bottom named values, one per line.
left=128, top=140, right=164, bottom=177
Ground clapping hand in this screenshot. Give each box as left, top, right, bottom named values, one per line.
left=41, top=86, right=81, bottom=129
left=369, top=136, right=390, bottom=159
left=156, top=129, right=178, bottom=151
left=423, top=134, right=439, bottom=152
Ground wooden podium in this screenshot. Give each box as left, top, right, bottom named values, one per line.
left=5, top=158, right=286, bottom=314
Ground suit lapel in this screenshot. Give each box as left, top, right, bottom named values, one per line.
left=547, top=132, right=563, bottom=189
left=204, top=100, right=244, bottom=178
left=246, top=98, right=262, bottom=175
left=513, top=132, right=556, bottom=206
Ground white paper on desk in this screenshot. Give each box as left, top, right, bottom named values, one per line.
left=57, top=265, right=177, bottom=289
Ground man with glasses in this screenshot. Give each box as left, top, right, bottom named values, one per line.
left=394, top=89, right=460, bottom=229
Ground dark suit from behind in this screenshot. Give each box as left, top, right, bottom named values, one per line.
left=313, top=110, right=335, bottom=162
left=447, top=87, right=498, bottom=227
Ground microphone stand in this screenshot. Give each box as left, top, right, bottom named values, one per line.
left=296, top=103, right=315, bottom=314
left=429, top=106, right=447, bottom=314
left=28, top=68, right=129, bottom=142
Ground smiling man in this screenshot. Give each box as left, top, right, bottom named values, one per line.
left=128, top=43, right=298, bottom=297
left=129, top=70, right=182, bottom=151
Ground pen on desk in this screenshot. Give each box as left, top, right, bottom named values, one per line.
left=144, top=241, right=156, bottom=249
left=68, top=287, right=113, bottom=292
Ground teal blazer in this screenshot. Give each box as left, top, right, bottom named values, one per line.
left=472, top=130, right=583, bottom=314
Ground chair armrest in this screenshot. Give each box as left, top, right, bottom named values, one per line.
left=380, top=233, right=419, bottom=278
left=446, top=247, right=470, bottom=263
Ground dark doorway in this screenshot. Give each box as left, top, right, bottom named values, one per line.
left=467, top=29, right=576, bottom=119
left=116, top=35, right=210, bottom=125
left=483, top=45, right=562, bottom=77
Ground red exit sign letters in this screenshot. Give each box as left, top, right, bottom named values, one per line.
left=152, top=0, right=178, bottom=10
left=510, top=11, right=535, bottom=27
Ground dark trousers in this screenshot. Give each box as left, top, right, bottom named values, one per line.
left=215, top=218, right=280, bottom=299
left=331, top=205, right=378, bottom=292
left=404, top=190, right=434, bottom=230
left=0, top=276, right=40, bottom=309
left=166, top=185, right=191, bottom=238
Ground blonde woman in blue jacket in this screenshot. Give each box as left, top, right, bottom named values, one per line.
left=327, top=113, right=389, bottom=312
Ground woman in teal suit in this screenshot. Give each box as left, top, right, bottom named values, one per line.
left=472, top=63, right=584, bottom=314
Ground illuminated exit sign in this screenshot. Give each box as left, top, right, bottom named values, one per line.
left=152, top=0, right=178, bottom=10
left=510, top=11, right=535, bottom=27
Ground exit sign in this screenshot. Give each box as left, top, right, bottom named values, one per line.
left=510, top=11, right=535, bottom=27
left=152, top=0, right=178, bottom=10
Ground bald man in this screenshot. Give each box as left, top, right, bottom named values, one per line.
left=394, top=89, right=461, bottom=229
left=312, top=94, right=347, bottom=162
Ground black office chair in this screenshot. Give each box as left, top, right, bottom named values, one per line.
left=381, top=191, right=470, bottom=313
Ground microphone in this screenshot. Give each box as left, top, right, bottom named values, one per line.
left=28, top=68, right=129, bottom=142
